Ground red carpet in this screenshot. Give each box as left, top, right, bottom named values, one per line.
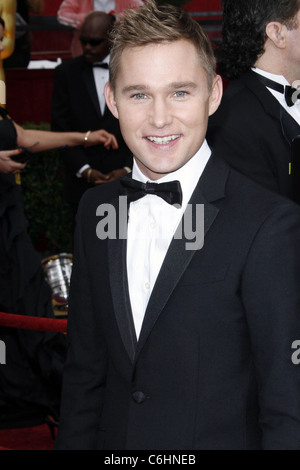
left=0, top=314, right=63, bottom=451
left=0, top=424, right=55, bottom=450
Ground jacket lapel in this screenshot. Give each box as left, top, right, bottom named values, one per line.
left=82, top=62, right=102, bottom=119
left=245, top=71, right=283, bottom=120
left=280, top=107, right=300, bottom=145
left=135, top=155, right=229, bottom=361
left=107, top=156, right=229, bottom=363
left=107, top=196, right=137, bottom=363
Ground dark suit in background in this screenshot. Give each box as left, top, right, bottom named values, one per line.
left=207, top=71, right=300, bottom=200
left=51, top=55, right=132, bottom=214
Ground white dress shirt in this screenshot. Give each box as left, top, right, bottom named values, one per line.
left=126, top=140, right=211, bottom=339
left=252, top=67, right=300, bottom=125
left=93, top=0, right=116, bottom=12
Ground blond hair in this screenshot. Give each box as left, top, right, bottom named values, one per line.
left=109, top=0, right=216, bottom=91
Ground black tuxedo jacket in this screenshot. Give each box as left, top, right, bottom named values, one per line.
left=51, top=55, right=132, bottom=206
left=55, top=155, right=300, bottom=450
left=207, top=71, right=300, bottom=200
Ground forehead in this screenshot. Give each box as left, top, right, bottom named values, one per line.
left=81, top=19, right=108, bottom=37
left=116, top=40, right=206, bottom=87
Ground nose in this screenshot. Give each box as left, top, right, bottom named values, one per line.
left=84, top=45, right=91, bottom=53
left=148, top=96, right=172, bottom=129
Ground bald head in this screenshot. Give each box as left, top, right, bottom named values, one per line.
left=81, top=11, right=115, bottom=37
left=80, top=12, right=115, bottom=63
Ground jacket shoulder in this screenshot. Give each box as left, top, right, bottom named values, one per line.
left=55, top=55, right=84, bottom=75
left=79, top=180, right=121, bottom=210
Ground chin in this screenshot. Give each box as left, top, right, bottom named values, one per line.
left=148, top=167, right=179, bottom=180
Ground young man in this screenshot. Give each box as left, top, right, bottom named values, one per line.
left=207, top=0, right=300, bottom=201
left=55, top=0, right=300, bottom=450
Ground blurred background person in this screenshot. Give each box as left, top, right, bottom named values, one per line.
left=57, top=0, right=143, bottom=57
left=0, top=0, right=16, bottom=83
left=4, top=0, right=44, bottom=69
left=52, top=11, right=132, bottom=227
left=207, top=0, right=300, bottom=201
left=0, top=10, right=120, bottom=429
left=0, top=142, right=65, bottom=432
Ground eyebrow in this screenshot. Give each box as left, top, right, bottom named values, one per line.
left=168, top=82, right=198, bottom=90
left=122, top=85, right=149, bottom=94
left=121, top=82, right=198, bottom=94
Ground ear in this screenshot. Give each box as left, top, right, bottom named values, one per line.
left=208, top=74, right=223, bottom=117
left=104, top=82, right=119, bottom=119
left=265, top=22, right=286, bottom=48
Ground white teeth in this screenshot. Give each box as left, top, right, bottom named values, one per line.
left=147, top=135, right=180, bottom=145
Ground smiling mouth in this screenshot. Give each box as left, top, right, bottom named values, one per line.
left=146, top=135, right=180, bottom=145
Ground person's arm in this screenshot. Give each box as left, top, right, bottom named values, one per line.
left=13, top=120, right=118, bottom=153
left=0, top=148, right=26, bottom=173
left=0, top=0, right=16, bottom=59
left=85, top=167, right=127, bottom=185
left=57, top=0, right=92, bottom=29
left=242, top=202, right=300, bottom=449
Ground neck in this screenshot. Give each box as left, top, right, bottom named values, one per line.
left=255, top=48, right=299, bottom=85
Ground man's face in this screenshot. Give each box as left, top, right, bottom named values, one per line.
left=80, top=21, right=111, bottom=63
left=105, top=39, right=222, bottom=180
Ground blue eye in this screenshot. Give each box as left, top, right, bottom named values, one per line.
left=174, top=91, right=187, bottom=97
left=133, top=93, right=147, bottom=100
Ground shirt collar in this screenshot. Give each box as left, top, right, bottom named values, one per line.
left=252, top=67, right=290, bottom=87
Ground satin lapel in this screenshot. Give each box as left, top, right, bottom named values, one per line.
left=280, top=107, right=300, bottom=145
left=245, top=71, right=282, bottom=120
left=135, top=155, right=229, bottom=362
left=245, top=71, right=300, bottom=144
left=107, top=196, right=137, bottom=363
left=82, top=65, right=102, bottom=119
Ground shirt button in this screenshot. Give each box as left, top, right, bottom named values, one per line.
left=150, top=221, right=156, bottom=229
left=132, top=391, right=146, bottom=404
left=145, top=282, right=150, bottom=290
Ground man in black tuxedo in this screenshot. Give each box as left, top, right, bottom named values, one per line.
left=207, top=0, right=300, bottom=201
left=51, top=11, right=132, bottom=221
left=55, top=0, right=300, bottom=450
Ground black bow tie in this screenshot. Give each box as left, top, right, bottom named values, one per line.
left=254, top=72, right=300, bottom=107
left=92, top=62, right=109, bottom=69
left=119, top=176, right=183, bottom=206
